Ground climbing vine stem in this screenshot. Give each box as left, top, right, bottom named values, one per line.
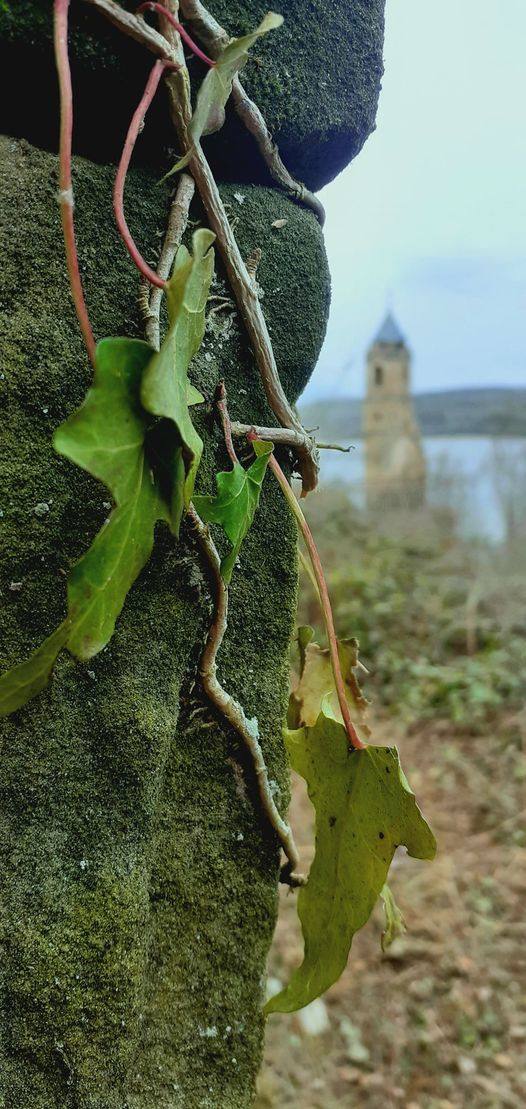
left=178, top=0, right=326, bottom=225
left=83, top=0, right=320, bottom=494
left=215, top=381, right=239, bottom=466
left=188, top=504, right=305, bottom=887
left=54, top=0, right=96, bottom=364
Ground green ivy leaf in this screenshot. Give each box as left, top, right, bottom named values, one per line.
left=0, top=622, right=70, bottom=717
left=1, top=338, right=174, bottom=709
left=265, top=707, right=436, bottom=1014
left=1, top=232, right=214, bottom=709
left=53, top=337, right=181, bottom=660
left=141, top=228, right=215, bottom=510
left=193, top=440, right=273, bottom=583
left=380, top=884, right=406, bottom=952
left=165, top=12, right=284, bottom=176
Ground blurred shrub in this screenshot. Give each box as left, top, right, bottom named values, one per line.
left=300, top=486, right=526, bottom=731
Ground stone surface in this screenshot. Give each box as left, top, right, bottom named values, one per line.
left=204, top=0, right=386, bottom=191
left=0, top=0, right=385, bottom=191
left=0, top=136, right=329, bottom=1106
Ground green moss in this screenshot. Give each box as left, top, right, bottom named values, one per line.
left=0, top=137, right=329, bottom=1106
left=0, top=1, right=385, bottom=190
left=205, top=0, right=385, bottom=189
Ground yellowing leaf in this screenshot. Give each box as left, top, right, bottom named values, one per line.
left=193, top=440, right=272, bottom=583
left=290, top=627, right=371, bottom=737
left=165, top=13, right=283, bottom=175
left=265, top=708, right=436, bottom=1014
left=141, top=228, right=215, bottom=510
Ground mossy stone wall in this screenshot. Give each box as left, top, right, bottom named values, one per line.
left=0, top=1, right=385, bottom=1102
left=0, top=137, right=329, bottom=1106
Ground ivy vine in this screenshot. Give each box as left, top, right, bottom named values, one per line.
left=0, top=0, right=436, bottom=1014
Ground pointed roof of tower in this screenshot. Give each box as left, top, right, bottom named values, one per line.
left=373, top=312, right=406, bottom=346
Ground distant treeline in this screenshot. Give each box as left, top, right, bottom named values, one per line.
left=299, top=387, right=526, bottom=440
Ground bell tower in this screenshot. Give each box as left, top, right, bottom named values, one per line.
left=363, top=313, right=426, bottom=510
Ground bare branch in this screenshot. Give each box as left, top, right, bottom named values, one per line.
left=231, top=420, right=318, bottom=458
left=231, top=423, right=350, bottom=454
left=158, top=26, right=319, bottom=491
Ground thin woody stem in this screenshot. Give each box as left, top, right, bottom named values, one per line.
left=231, top=421, right=351, bottom=454
left=145, top=172, right=195, bottom=348
left=259, top=440, right=366, bottom=751
left=137, top=1, right=215, bottom=65
left=215, top=382, right=238, bottom=465
left=53, top=0, right=96, bottom=365
left=188, top=505, right=305, bottom=887
left=114, top=59, right=175, bottom=289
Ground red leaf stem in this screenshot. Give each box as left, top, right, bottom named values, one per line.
left=259, top=440, right=366, bottom=751
left=137, top=2, right=216, bottom=67
left=53, top=0, right=96, bottom=365
left=113, top=59, right=175, bottom=289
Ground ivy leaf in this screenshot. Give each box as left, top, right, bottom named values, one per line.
left=54, top=337, right=179, bottom=659
left=165, top=12, right=284, bottom=176
left=141, top=228, right=215, bottom=511
left=0, top=622, right=70, bottom=717
left=0, top=235, right=214, bottom=706
left=1, top=337, right=180, bottom=703
left=193, top=440, right=273, bottom=583
left=187, top=383, right=205, bottom=406
left=290, top=628, right=371, bottom=737
left=380, top=884, right=407, bottom=952
left=265, top=707, right=436, bottom=1014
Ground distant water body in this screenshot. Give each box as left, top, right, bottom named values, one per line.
left=318, top=436, right=526, bottom=540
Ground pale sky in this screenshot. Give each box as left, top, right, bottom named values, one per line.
left=303, top=0, right=526, bottom=401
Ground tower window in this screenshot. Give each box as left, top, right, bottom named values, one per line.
left=374, top=365, right=383, bottom=386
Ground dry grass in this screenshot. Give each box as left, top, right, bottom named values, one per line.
left=257, top=713, right=526, bottom=1108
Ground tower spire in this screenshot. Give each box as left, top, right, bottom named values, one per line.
left=372, top=311, right=406, bottom=347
